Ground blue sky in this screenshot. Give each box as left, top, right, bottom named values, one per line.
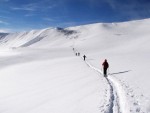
left=0, top=0, right=150, bottom=32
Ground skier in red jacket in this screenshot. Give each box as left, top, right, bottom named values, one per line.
left=102, top=59, right=109, bottom=77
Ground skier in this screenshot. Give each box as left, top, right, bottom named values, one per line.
left=102, top=59, right=109, bottom=77
left=78, top=52, right=80, bottom=56
left=83, top=55, right=86, bottom=61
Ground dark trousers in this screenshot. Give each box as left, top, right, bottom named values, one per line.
left=83, top=57, right=86, bottom=61
left=103, top=68, right=107, bottom=77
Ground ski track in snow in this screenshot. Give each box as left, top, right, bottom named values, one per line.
left=73, top=48, right=145, bottom=113
left=84, top=60, right=130, bottom=113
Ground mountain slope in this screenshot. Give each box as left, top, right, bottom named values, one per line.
left=0, top=18, right=150, bottom=113
left=0, top=28, right=76, bottom=48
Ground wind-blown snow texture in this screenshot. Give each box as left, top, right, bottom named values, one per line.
left=0, top=19, right=150, bottom=113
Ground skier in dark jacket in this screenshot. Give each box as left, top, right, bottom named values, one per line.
left=102, top=59, right=109, bottom=77
left=83, top=55, right=86, bottom=61
left=78, top=52, right=80, bottom=56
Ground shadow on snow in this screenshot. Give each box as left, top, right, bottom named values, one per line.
left=109, top=70, right=131, bottom=75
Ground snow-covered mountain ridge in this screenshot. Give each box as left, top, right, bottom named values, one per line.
left=0, top=27, right=76, bottom=48
left=0, top=18, right=150, bottom=49
left=0, top=18, right=150, bottom=113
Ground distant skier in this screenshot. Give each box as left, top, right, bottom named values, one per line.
left=76, top=53, right=78, bottom=56
left=102, top=59, right=109, bottom=77
left=78, top=52, right=80, bottom=56
left=83, top=55, right=86, bottom=61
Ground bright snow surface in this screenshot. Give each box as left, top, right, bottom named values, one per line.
left=0, top=19, right=150, bottom=113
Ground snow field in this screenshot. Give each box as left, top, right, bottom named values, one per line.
left=0, top=18, right=150, bottom=113
left=0, top=48, right=106, bottom=113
